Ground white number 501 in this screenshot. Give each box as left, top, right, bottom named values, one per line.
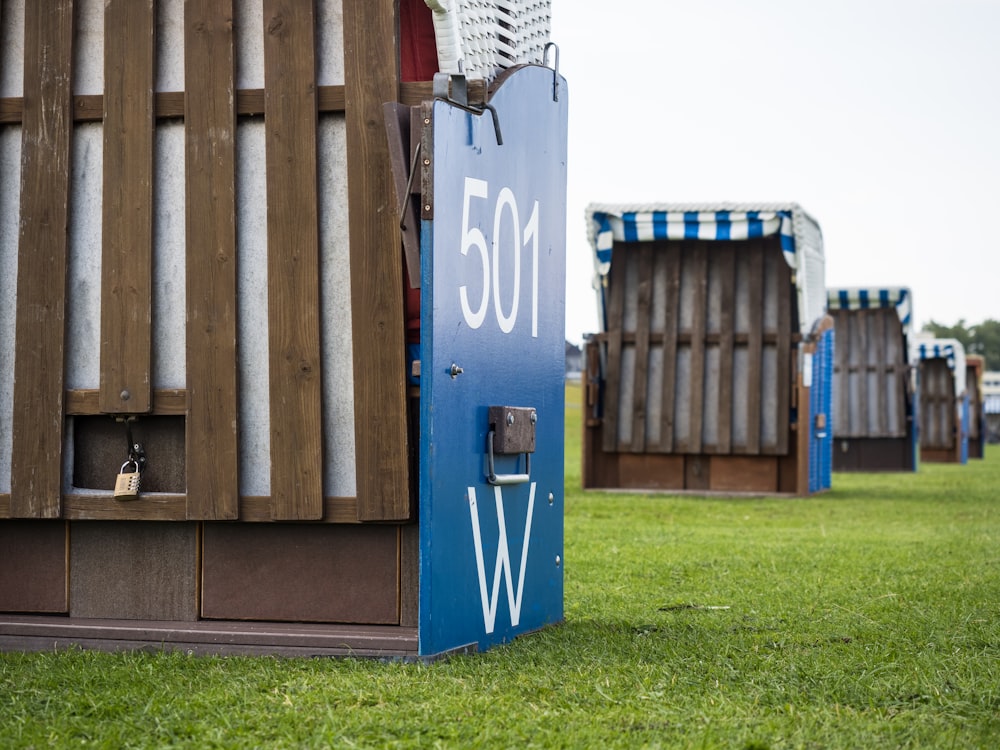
left=459, top=177, right=539, bottom=337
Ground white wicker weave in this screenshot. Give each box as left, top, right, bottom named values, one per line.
left=425, top=0, right=551, bottom=81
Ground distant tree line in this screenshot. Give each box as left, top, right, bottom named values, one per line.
left=921, top=319, right=1000, bottom=371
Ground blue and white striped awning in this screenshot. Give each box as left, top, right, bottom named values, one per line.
left=984, top=393, right=1000, bottom=415
left=827, top=287, right=912, bottom=333
left=591, top=209, right=796, bottom=277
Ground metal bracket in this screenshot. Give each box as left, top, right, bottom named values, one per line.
left=432, top=71, right=503, bottom=146
left=544, top=42, right=560, bottom=102
left=485, top=406, right=536, bottom=485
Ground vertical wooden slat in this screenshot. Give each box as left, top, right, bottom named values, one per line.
left=184, top=0, right=239, bottom=520
left=744, top=242, right=764, bottom=454
left=629, top=244, right=653, bottom=452
left=834, top=310, right=851, bottom=438
left=602, top=257, right=626, bottom=452
left=872, top=310, right=888, bottom=436
left=716, top=247, right=735, bottom=453
left=686, top=244, right=707, bottom=453
left=263, top=0, right=323, bottom=520
left=343, top=0, right=412, bottom=521
left=774, top=259, right=792, bottom=455
left=100, top=0, right=155, bottom=414
left=9, top=1, right=75, bottom=518
left=657, top=244, right=680, bottom=452
left=855, top=306, right=869, bottom=438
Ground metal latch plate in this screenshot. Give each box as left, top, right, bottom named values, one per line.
left=488, top=406, right=536, bottom=454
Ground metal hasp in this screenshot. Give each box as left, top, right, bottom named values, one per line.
left=486, top=406, right=536, bottom=485
left=418, top=64, right=568, bottom=658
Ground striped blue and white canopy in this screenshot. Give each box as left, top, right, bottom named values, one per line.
left=911, top=337, right=967, bottom=397
left=984, top=394, right=1000, bottom=415
left=827, top=287, right=912, bottom=334
left=590, top=210, right=796, bottom=274
left=586, top=202, right=826, bottom=336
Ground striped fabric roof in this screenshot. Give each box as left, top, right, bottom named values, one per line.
left=911, top=337, right=967, bottom=397
left=585, top=202, right=827, bottom=335
left=984, top=394, right=1000, bottom=415
left=590, top=209, right=796, bottom=277
left=827, top=287, right=912, bottom=333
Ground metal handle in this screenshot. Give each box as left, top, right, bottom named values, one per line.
left=486, top=430, right=531, bottom=485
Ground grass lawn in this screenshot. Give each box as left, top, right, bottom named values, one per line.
left=2, top=381, right=998, bottom=748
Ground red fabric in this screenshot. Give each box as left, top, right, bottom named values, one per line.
left=400, top=0, right=439, bottom=82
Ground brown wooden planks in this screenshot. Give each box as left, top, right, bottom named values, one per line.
left=743, top=243, right=765, bottom=454
left=99, top=0, right=155, bottom=414
left=9, top=1, right=75, bottom=518
left=184, top=0, right=239, bottom=520
left=715, top=247, right=736, bottom=453
left=343, top=0, right=411, bottom=521
left=601, top=254, right=626, bottom=452
left=262, top=0, right=323, bottom=520
left=657, top=245, right=680, bottom=452
left=629, top=245, right=654, bottom=452
left=685, top=244, right=708, bottom=453
left=773, top=258, right=792, bottom=455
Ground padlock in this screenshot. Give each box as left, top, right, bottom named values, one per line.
left=114, top=459, right=141, bottom=500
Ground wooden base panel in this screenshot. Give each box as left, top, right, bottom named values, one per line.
left=0, top=521, right=68, bottom=613
left=921, top=447, right=962, bottom=464
left=0, top=615, right=418, bottom=659
left=584, top=452, right=798, bottom=496
left=833, top=437, right=916, bottom=472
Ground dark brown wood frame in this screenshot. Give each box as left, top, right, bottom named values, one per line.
left=0, top=1, right=466, bottom=524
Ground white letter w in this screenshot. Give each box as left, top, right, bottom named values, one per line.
left=468, top=482, right=536, bottom=634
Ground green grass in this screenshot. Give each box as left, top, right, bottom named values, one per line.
left=2, top=382, right=999, bottom=749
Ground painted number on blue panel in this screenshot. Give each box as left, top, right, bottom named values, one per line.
left=460, top=177, right=539, bottom=337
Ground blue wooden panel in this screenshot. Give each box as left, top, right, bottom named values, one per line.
left=419, top=66, right=568, bottom=657
left=809, top=328, right=834, bottom=493
left=959, top=393, right=970, bottom=464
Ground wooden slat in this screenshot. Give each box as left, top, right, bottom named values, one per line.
left=60, top=494, right=358, bottom=523
left=65, top=389, right=187, bottom=416
left=184, top=0, right=239, bottom=520
left=0, top=81, right=482, bottom=125
left=344, top=0, right=412, bottom=521
left=834, top=310, right=851, bottom=438
left=657, top=245, right=680, bottom=452
left=686, top=244, right=708, bottom=453
left=872, top=310, right=888, bottom=435
left=744, top=242, right=764, bottom=454
left=9, top=1, right=75, bottom=519
left=855, top=306, right=869, bottom=438
left=602, top=254, right=626, bottom=452
left=262, top=0, right=324, bottom=520
left=99, top=0, right=155, bottom=414
left=774, top=259, right=792, bottom=455
left=629, top=245, right=654, bottom=452
left=716, top=247, right=736, bottom=453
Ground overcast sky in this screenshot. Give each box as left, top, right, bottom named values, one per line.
left=550, top=0, right=1000, bottom=344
